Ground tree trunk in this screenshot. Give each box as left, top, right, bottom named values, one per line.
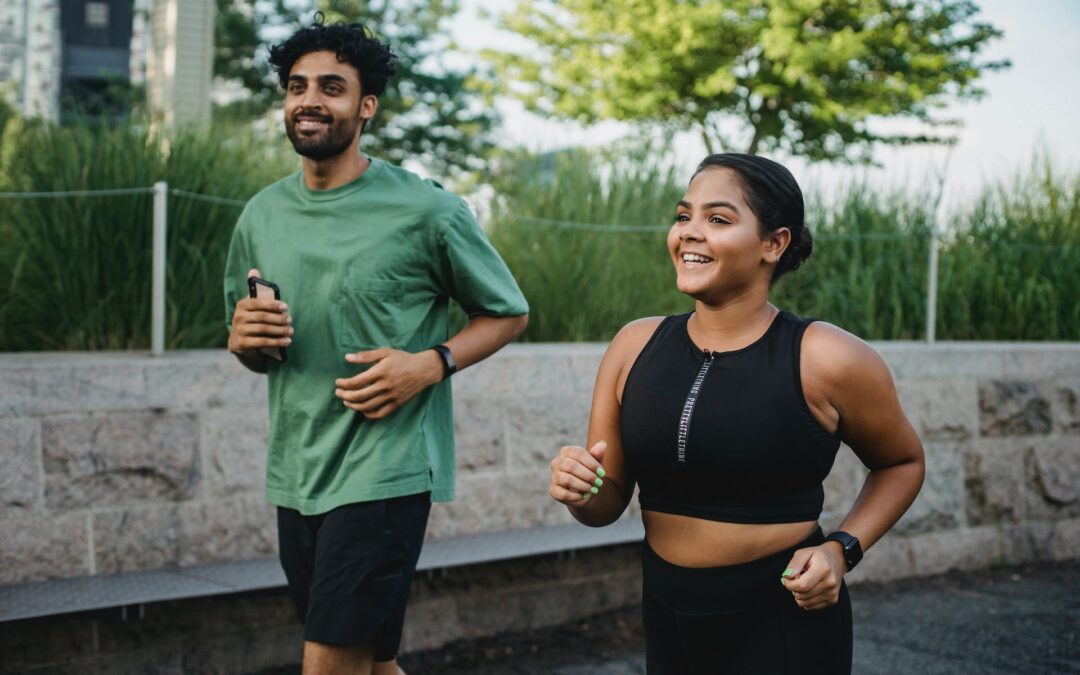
left=746, top=125, right=763, bottom=155
left=701, top=127, right=715, bottom=155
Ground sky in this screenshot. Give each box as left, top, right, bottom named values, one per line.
left=447, top=0, right=1080, bottom=212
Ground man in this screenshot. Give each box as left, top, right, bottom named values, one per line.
left=223, top=20, right=528, bottom=675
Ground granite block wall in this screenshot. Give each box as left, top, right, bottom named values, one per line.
left=2, top=344, right=1078, bottom=586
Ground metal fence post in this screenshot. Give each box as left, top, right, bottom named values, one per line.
left=926, top=228, right=939, bottom=343
left=152, top=181, right=167, bottom=355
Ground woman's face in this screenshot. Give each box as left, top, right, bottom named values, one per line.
left=667, top=167, right=784, bottom=303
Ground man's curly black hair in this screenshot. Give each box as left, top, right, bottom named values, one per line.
left=268, top=16, right=397, bottom=97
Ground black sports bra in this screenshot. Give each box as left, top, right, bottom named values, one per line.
left=620, top=311, right=841, bottom=524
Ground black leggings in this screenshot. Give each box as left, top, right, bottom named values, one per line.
left=642, top=528, right=852, bottom=675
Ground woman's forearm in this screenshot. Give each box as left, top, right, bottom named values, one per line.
left=835, top=459, right=925, bottom=552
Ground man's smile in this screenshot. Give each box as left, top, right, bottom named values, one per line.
left=294, top=114, right=332, bottom=132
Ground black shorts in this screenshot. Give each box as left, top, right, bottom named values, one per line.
left=642, top=528, right=852, bottom=675
left=277, top=492, right=431, bottom=661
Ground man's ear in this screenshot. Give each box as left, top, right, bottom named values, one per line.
left=764, top=226, right=792, bottom=264
left=359, top=94, right=378, bottom=123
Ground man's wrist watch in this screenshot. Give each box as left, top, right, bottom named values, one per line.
left=823, top=531, right=863, bottom=571
left=432, top=344, right=457, bottom=380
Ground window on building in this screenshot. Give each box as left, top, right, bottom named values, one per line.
left=85, top=1, right=108, bottom=28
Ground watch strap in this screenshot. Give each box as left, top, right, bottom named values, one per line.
left=432, top=344, right=457, bottom=380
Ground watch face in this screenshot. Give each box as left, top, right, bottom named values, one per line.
left=844, top=540, right=862, bottom=569
left=828, top=532, right=861, bottom=570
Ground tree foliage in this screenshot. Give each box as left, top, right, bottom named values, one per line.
left=213, top=0, right=286, bottom=114
left=487, top=0, right=1010, bottom=161
left=214, top=0, right=497, bottom=177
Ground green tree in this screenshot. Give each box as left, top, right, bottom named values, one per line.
left=214, top=0, right=312, bottom=118
left=213, top=0, right=497, bottom=177
left=213, top=0, right=280, bottom=115
left=487, top=0, right=1009, bottom=161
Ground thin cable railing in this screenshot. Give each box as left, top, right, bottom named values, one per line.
left=0, top=186, right=1070, bottom=351
left=168, top=188, right=248, bottom=208
left=0, top=187, right=155, bottom=198
left=0, top=183, right=247, bottom=355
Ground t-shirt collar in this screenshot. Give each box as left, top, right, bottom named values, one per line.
left=296, top=156, right=385, bottom=202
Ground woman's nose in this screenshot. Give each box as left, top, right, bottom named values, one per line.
left=680, top=224, right=704, bottom=240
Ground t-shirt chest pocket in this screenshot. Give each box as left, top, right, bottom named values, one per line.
left=338, top=276, right=406, bottom=351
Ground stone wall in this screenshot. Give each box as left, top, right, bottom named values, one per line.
left=1, top=544, right=642, bottom=674
left=1, top=343, right=1078, bottom=590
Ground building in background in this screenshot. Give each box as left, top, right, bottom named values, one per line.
left=58, top=0, right=134, bottom=122
left=0, top=0, right=62, bottom=120
left=146, top=0, right=212, bottom=127
left=0, top=0, right=212, bottom=126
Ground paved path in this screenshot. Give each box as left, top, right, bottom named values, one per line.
left=397, top=560, right=1079, bottom=675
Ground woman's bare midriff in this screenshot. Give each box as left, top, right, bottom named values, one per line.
left=643, top=510, right=819, bottom=568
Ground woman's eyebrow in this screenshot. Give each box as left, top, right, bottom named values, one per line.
left=677, top=199, right=740, bottom=213
left=703, top=200, right=740, bottom=213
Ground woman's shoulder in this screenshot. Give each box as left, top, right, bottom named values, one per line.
left=801, top=320, right=893, bottom=388
left=613, top=315, right=674, bottom=350
left=603, top=316, right=669, bottom=366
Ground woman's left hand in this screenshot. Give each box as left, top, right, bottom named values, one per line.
left=780, top=542, right=847, bottom=610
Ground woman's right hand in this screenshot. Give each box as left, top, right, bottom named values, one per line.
left=549, top=441, right=608, bottom=506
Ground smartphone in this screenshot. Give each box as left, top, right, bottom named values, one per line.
left=247, top=276, right=287, bottom=363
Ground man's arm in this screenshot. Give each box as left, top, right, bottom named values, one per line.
left=233, top=348, right=270, bottom=374
left=334, top=313, right=528, bottom=420
left=442, top=313, right=529, bottom=372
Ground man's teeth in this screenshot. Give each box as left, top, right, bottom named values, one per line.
left=682, top=253, right=713, bottom=263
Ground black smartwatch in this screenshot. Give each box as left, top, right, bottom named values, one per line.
left=823, top=531, right=863, bottom=571
left=432, top=344, right=457, bottom=380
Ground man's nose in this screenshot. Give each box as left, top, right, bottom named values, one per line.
left=297, top=88, right=323, bottom=110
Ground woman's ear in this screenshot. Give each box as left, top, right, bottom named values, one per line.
left=764, top=226, right=792, bottom=264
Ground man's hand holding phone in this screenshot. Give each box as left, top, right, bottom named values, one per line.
left=228, top=268, right=293, bottom=365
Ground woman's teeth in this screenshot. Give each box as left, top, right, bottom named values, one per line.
left=682, top=253, right=713, bottom=264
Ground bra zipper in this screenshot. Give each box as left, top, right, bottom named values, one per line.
left=676, top=349, right=714, bottom=463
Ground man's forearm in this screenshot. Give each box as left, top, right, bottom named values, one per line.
left=442, top=314, right=528, bottom=372
left=232, top=348, right=269, bottom=374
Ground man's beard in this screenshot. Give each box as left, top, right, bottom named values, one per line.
left=285, top=111, right=361, bottom=161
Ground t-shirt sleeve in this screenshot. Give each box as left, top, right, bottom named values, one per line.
left=435, top=199, right=528, bottom=317
left=223, top=206, right=254, bottom=332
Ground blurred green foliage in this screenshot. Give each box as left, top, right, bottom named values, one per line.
left=0, top=123, right=1075, bottom=350
left=486, top=0, right=1010, bottom=161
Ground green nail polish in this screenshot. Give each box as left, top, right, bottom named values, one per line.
left=590, top=486, right=599, bottom=494
left=781, top=567, right=794, bottom=578
left=594, top=477, right=603, bottom=487
left=597, top=467, right=606, bottom=478
left=581, top=493, right=590, bottom=501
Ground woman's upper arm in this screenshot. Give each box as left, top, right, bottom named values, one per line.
left=586, top=317, right=665, bottom=498
left=802, top=322, right=924, bottom=470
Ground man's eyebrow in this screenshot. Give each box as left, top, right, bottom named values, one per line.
left=287, top=74, right=350, bottom=83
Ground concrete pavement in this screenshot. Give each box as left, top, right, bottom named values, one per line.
left=395, top=560, right=1079, bottom=675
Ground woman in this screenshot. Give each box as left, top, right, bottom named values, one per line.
left=548, top=154, right=925, bottom=674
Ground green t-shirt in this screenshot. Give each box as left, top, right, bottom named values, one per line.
left=223, top=158, right=527, bottom=514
